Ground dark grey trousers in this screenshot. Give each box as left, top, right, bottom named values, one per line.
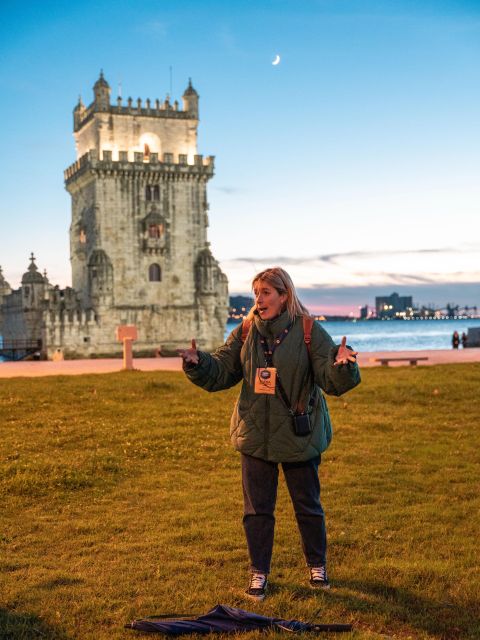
left=241, top=453, right=327, bottom=574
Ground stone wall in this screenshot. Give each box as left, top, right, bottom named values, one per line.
left=42, top=300, right=226, bottom=358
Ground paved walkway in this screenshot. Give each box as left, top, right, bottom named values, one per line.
left=1, top=349, right=479, bottom=378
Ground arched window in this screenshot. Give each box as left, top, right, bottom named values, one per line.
left=145, top=185, right=159, bottom=201
left=149, top=264, right=161, bottom=282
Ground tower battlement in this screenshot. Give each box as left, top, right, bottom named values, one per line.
left=47, top=308, right=97, bottom=325
left=64, top=150, right=215, bottom=184
left=74, top=97, right=194, bottom=132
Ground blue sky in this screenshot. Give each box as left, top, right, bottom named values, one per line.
left=1, top=0, right=479, bottom=313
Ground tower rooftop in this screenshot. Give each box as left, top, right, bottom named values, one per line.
left=21, top=253, right=45, bottom=285
left=183, top=78, right=198, bottom=97
left=94, top=70, right=109, bottom=90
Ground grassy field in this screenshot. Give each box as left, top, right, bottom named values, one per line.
left=1, top=364, right=479, bottom=640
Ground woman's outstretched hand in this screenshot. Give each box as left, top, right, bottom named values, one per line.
left=177, top=339, right=199, bottom=365
left=334, top=336, right=358, bottom=366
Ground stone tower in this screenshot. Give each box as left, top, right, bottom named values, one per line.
left=61, top=72, right=228, bottom=354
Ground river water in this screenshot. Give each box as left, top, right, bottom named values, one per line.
left=225, top=318, right=480, bottom=352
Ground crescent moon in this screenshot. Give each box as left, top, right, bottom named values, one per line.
left=272, top=54, right=281, bottom=66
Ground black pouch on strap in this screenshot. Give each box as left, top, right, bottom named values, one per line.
left=293, top=412, right=312, bottom=436
left=276, top=374, right=315, bottom=437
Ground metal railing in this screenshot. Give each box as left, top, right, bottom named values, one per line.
left=0, top=339, right=42, bottom=361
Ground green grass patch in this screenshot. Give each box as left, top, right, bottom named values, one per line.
left=1, top=365, right=479, bottom=639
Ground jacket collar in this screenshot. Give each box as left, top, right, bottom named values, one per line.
left=253, top=309, right=292, bottom=338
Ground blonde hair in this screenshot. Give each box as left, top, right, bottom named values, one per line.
left=247, top=267, right=311, bottom=321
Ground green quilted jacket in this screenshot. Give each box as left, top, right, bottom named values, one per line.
left=184, top=311, right=361, bottom=462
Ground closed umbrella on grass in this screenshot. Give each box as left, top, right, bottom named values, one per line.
left=126, top=603, right=352, bottom=634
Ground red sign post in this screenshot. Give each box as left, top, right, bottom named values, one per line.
left=115, top=325, right=138, bottom=371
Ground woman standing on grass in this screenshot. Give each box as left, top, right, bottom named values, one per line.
left=179, top=267, right=360, bottom=601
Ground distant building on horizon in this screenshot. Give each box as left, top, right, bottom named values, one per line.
left=375, top=292, right=413, bottom=319
left=0, top=73, right=228, bottom=359
left=359, top=304, right=369, bottom=320
left=228, top=295, right=254, bottom=320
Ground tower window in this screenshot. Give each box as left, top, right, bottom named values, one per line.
left=79, top=229, right=87, bottom=244
left=144, top=143, right=150, bottom=157
left=145, top=185, right=160, bottom=201
left=149, top=264, right=161, bottom=282
left=148, top=223, right=164, bottom=239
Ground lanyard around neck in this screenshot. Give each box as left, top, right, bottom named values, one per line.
left=259, top=323, right=292, bottom=366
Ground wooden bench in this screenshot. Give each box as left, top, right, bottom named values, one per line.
left=376, top=357, right=429, bottom=367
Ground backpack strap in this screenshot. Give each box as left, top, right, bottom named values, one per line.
left=303, top=316, right=314, bottom=355
left=296, top=315, right=315, bottom=414
left=241, top=318, right=252, bottom=343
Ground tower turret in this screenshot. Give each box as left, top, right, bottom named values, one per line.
left=195, top=246, right=218, bottom=294
left=195, top=245, right=228, bottom=339
left=0, top=265, right=12, bottom=299
left=93, top=70, right=111, bottom=111
left=87, top=249, right=113, bottom=309
left=182, top=78, right=199, bottom=119
left=73, top=95, right=86, bottom=130
left=21, top=253, right=46, bottom=309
